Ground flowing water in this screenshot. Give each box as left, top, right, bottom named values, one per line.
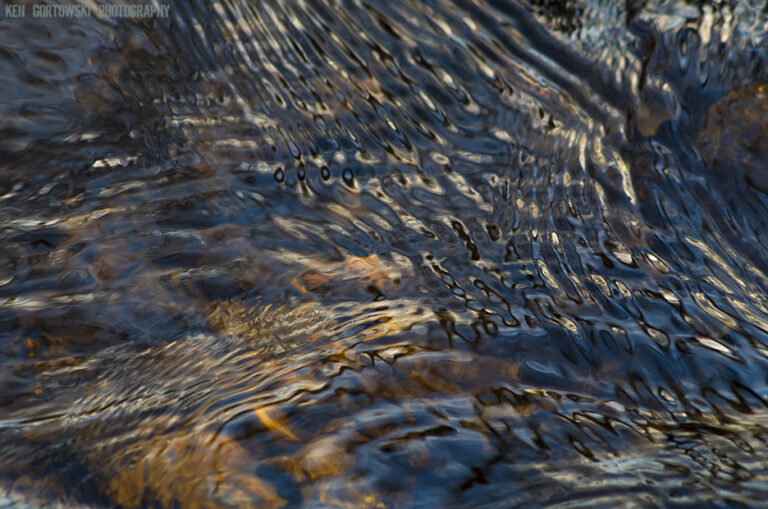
left=1, top=0, right=768, bottom=507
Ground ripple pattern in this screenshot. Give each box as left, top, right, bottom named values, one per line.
left=1, top=0, right=768, bottom=507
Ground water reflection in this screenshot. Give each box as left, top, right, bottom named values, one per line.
left=1, top=0, right=768, bottom=506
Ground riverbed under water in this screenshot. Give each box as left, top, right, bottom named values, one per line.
left=1, top=0, right=768, bottom=507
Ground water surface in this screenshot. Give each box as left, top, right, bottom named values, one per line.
left=1, top=0, right=768, bottom=507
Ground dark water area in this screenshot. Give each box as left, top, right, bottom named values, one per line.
left=1, top=0, right=768, bottom=506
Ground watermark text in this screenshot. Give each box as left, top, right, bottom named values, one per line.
left=4, top=3, right=170, bottom=19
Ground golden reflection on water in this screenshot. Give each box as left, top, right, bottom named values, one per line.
left=2, top=0, right=768, bottom=507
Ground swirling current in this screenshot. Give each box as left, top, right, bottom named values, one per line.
left=1, top=0, right=768, bottom=507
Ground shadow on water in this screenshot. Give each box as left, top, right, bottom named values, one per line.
left=1, top=0, right=768, bottom=507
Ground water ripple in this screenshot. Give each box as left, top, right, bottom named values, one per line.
left=1, top=0, right=768, bottom=506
